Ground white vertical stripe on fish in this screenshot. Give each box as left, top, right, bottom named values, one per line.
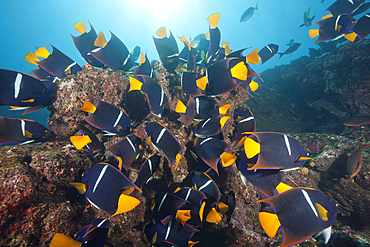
left=14, top=73, right=22, bottom=99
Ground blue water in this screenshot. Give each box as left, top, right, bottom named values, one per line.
left=0, top=0, right=366, bottom=126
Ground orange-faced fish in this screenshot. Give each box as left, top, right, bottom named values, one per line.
left=153, top=27, right=179, bottom=72
left=50, top=218, right=111, bottom=247
left=91, top=31, right=133, bottom=71
left=36, top=45, right=82, bottom=79
left=145, top=122, right=183, bottom=167
left=144, top=219, right=198, bottom=247
left=345, top=137, right=370, bottom=178
left=240, top=132, right=310, bottom=170
left=300, top=7, right=316, bottom=27
left=135, top=154, right=161, bottom=189
left=175, top=96, right=195, bottom=126
left=70, top=123, right=102, bottom=156
left=71, top=21, right=105, bottom=68
left=258, top=187, right=338, bottom=247
left=343, top=115, right=370, bottom=126
left=129, top=75, right=168, bottom=117
left=325, top=0, right=364, bottom=17
left=150, top=192, right=189, bottom=225
left=107, top=134, right=142, bottom=171
left=0, top=116, right=51, bottom=145
left=237, top=151, right=297, bottom=197
left=71, top=163, right=141, bottom=218
left=81, top=97, right=131, bottom=135
left=0, top=69, right=56, bottom=114
left=259, top=44, right=279, bottom=64
left=240, top=2, right=258, bottom=22
left=309, top=14, right=357, bottom=42
left=278, top=40, right=301, bottom=58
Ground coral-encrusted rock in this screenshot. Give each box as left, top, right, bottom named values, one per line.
left=48, top=69, right=131, bottom=140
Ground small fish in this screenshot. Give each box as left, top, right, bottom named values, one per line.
left=36, top=45, right=82, bottom=79
left=70, top=123, right=102, bottom=156
left=130, top=45, right=141, bottom=63
left=135, top=154, right=161, bottom=189
left=129, top=75, right=168, bottom=117
left=345, top=137, right=370, bottom=178
left=258, top=187, right=338, bottom=247
left=0, top=116, right=51, bottom=145
left=153, top=27, right=179, bottom=72
left=50, top=218, right=111, bottom=247
left=144, top=219, right=198, bottom=246
left=145, top=122, right=183, bottom=167
left=107, top=134, right=141, bottom=171
left=240, top=132, right=311, bottom=170
left=91, top=31, right=133, bottom=71
left=71, top=163, right=141, bottom=218
left=0, top=69, right=56, bottom=114
left=278, top=41, right=301, bottom=58
left=240, top=2, right=258, bottom=22
left=343, top=115, right=370, bottom=126
left=80, top=97, right=131, bottom=135
left=259, top=44, right=279, bottom=64
left=300, top=7, right=316, bottom=27
left=325, top=0, right=365, bottom=17
left=71, top=21, right=105, bottom=68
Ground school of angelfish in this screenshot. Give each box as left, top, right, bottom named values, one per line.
left=1, top=0, right=370, bottom=246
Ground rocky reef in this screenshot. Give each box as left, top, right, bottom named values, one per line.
left=1, top=40, right=370, bottom=247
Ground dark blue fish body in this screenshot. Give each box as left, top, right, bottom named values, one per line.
left=0, top=69, right=56, bottom=112
left=107, top=134, right=141, bottom=171
left=73, top=218, right=111, bottom=246
left=0, top=116, right=50, bottom=145
left=71, top=21, right=105, bottom=68
left=233, top=106, right=256, bottom=143
left=352, top=2, right=370, bottom=16
left=240, top=3, right=258, bottom=22
left=135, top=154, right=161, bottom=189
left=181, top=71, right=203, bottom=96
left=73, top=123, right=103, bottom=156
left=82, top=98, right=131, bottom=135
left=326, top=0, right=364, bottom=16
left=91, top=32, right=133, bottom=71
left=352, top=13, right=370, bottom=42
left=258, top=187, right=338, bottom=246
left=259, top=44, right=279, bottom=64
left=37, top=45, right=82, bottom=79
left=153, top=31, right=179, bottom=72
left=313, top=14, right=357, bottom=42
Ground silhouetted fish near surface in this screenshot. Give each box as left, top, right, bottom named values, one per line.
left=153, top=27, right=179, bottom=72
left=308, top=47, right=322, bottom=58
left=300, top=6, right=316, bottom=27
left=278, top=41, right=301, bottom=58
left=240, top=2, right=258, bottom=22
left=345, top=137, right=370, bottom=178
